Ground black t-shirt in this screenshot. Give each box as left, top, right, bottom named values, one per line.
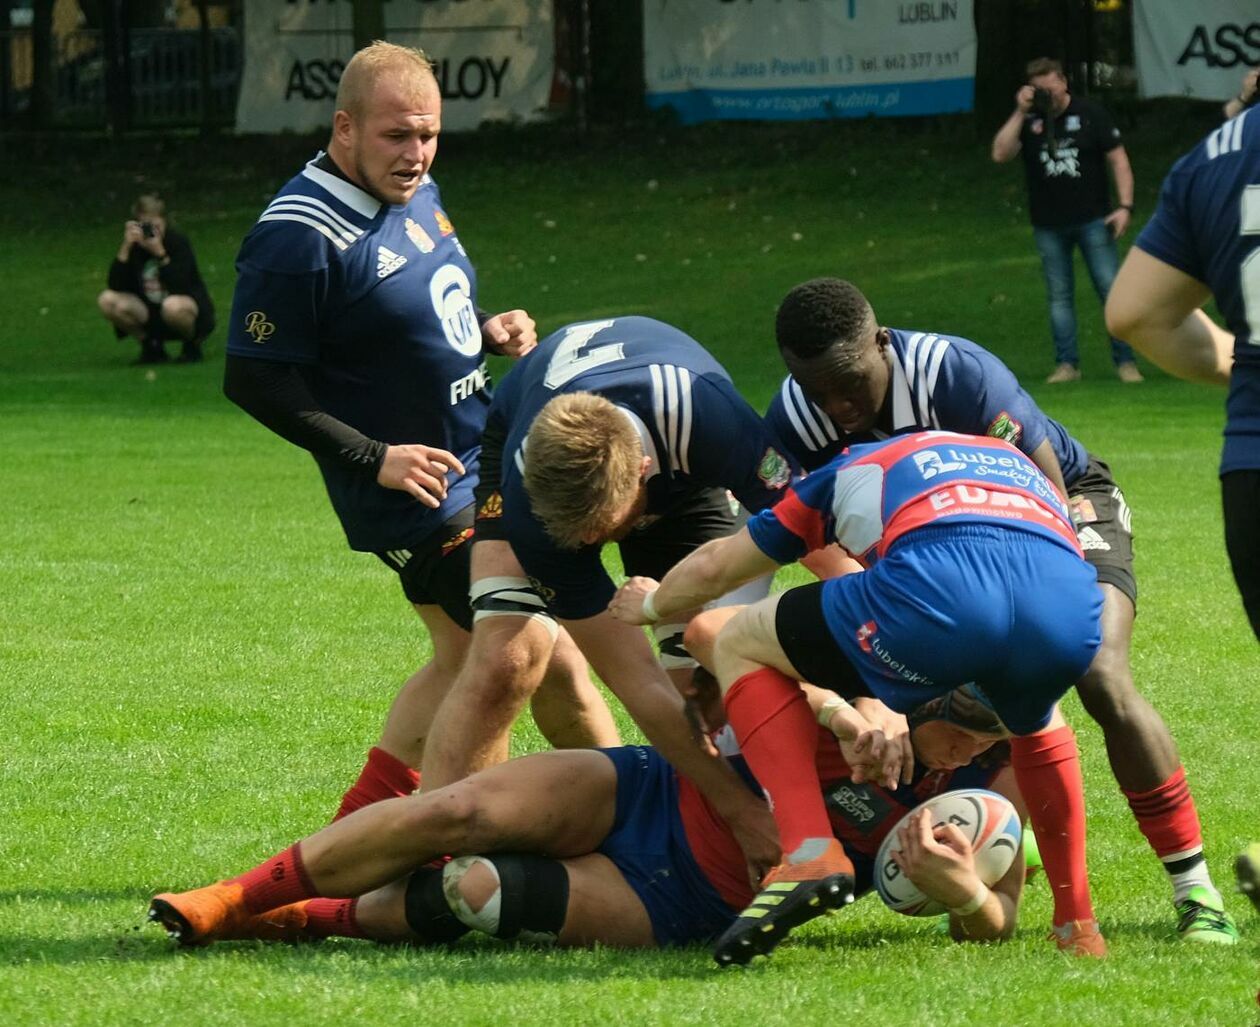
left=1018, top=95, right=1122, bottom=228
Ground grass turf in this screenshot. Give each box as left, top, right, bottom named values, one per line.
left=1, top=110, right=1257, bottom=1025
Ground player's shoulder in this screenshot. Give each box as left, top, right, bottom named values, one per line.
left=240, top=155, right=382, bottom=273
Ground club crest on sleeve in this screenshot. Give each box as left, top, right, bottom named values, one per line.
left=986, top=411, right=1023, bottom=444
left=434, top=209, right=456, bottom=236
left=477, top=491, right=503, bottom=520
left=757, top=448, right=791, bottom=489
left=244, top=310, right=275, bottom=343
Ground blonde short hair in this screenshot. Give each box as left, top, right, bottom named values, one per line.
left=523, top=393, right=644, bottom=549
left=133, top=193, right=165, bottom=219
left=336, top=41, right=436, bottom=121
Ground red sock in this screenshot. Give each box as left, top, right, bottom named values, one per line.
left=333, top=746, right=420, bottom=822
left=723, top=668, right=833, bottom=856
left=227, top=842, right=318, bottom=913
left=1123, top=766, right=1203, bottom=861
left=301, top=898, right=366, bottom=939
left=1011, top=726, right=1095, bottom=927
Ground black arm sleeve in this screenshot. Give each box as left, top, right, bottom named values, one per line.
left=223, top=354, right=387, bottom=475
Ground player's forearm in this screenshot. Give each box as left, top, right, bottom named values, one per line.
left=1125, top=311, right=1233, bottom=387
left=1108, top=150, right=1134, bottom=208
left=223, top=354, right=387, bottom=472
left=652, top=532, right=778, bottom=622
left=948, top=887, right=1017, bottom=942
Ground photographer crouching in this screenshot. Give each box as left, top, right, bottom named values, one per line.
left=991, top=57, right=1140, bottom=385
left=97, top=194, right=215, bottom=365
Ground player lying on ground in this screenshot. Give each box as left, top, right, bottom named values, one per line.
left=610, top=429, right=1108, bottom=963
left=149, top=681, right=1034, bottom=952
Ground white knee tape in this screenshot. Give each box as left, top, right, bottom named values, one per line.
left=469, top=575, right=559, bottom=639
left=443, top=855, right=502, bottom=935
left=652, top=621, right=697, bottom=670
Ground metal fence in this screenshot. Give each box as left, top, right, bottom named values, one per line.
left=1, top=26, right=242, bottom=128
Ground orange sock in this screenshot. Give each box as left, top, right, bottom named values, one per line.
left=1011, top=726, right=1095, bottom=927
left=333, top=746, right=420, bottom=821
left=724, top=668, right=833, bottom=856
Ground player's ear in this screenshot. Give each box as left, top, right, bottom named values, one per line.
left=639, top=454, right=653, bottom=480
left=332, top=108, right=354, bottom=147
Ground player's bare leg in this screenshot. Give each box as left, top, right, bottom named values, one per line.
left=528, top=627, right=620, bottom=750
left=1074, top=585, right=1236, bottom=943
left=150, top=749, right=619, bottom=945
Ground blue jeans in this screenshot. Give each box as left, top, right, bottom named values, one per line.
left=1032, top=218, right=1135, bottom=367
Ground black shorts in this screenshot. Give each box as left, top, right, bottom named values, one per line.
left=1067, top=454, right=1137, bottom=607
left=619, top=486, right=743, bottom=582
left=1221, top=469, right=1260, bottom=639
left=374, top=505, right=475, bottom=630
left=773, top=581, right=869, bottom=700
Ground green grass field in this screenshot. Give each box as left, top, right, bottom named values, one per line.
left=1, top=110, right=1257, bottom=1025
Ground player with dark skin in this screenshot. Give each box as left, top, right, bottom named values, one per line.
left=760, top=279, right=1234, bottom=941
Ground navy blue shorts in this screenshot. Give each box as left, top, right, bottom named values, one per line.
left=596, top=746, right=738, bottom=946
left=818, top=524, right=1102, bottom=735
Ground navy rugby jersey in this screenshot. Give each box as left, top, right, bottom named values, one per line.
left=765, top=328, right=1089, bottom=485
left=227, top=154, right=488, bottom=551
left=489, top=316, right=798, bottom=619
left=1135, top=109, right=1260, bottom=474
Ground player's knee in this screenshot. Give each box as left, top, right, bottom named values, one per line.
left=1074, top=648, right=1137, bottom=727
left=442, top=853, right=570, bottom=942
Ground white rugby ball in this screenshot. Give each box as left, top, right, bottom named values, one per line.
left=874, top=788, right=1022, bottom=917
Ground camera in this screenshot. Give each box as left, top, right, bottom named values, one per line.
left=1032, top=87, right=1054, bottom=117
left=141, top=221, right=156, bottom=239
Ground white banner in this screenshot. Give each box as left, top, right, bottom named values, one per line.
left=643, top=0, right=976, bottom=124
left=236, top=0, right=554, bottom=134
left=1133, top=0, right=1259, bottom=101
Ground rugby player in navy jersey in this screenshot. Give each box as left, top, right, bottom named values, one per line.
left=149, top=682, right=1036, bottom=954
left=610, top=430, right=1112, bottom=962
left=221, top=42, right=617, bottom=822
left=1106, top=107, right=1260, bottom=644
left=417, top=315, right=809, bottom=874
left=760, top=278, right=1238, bottom=944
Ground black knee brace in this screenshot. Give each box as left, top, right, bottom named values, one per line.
left=443, top=853, right=570, bottom=943
left=403, top=865, right=470, bottom=944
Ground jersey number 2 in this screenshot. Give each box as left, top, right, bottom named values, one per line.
left=544, top=319, right=625, bottom=388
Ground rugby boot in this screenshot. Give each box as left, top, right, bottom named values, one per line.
left=1235, top=843, right=1260, bottom=914
left=1175, top=885, right=1239, bottom=944
left=1049, top=918, right=1107, bottom=958
left=149, top=881, right=253, bottom=946
left=713, top=838, right=854, bottom=967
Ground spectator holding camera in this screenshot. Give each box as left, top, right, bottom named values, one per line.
left=992, top=57, right=1140, bottom=385
left=97, top=194, right=215, bottom=364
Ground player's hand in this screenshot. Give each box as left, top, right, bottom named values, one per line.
left=1015, top=84, right=1035, bottom=113
left=725, top=798, right=781, bottom=887
left=1104, top=207, right=1131, bottom=239
left=482, top=309, right=537, bottom=359
left=889, top=808, right=980, bottom=909
left=608, top=576, right=662, bottom=625
left=377, top=444, right=465, bottom=508
left=853, top=696, right=914, bottom=785
left=822, top=701, right=900, bottom=790
left=1242, top=68, right=1259, bottom=106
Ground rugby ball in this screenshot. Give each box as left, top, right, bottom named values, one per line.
left=874, top=789, right=1022, bottom=917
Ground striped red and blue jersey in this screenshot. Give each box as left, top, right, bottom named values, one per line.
left=748, top=431, right=1081, bottom=567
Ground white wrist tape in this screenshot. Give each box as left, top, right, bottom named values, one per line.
left=817, top=694, right=852, bottom=729
left=640, top=588, right=660, bottom=623
left=948, top=883, right=991, bottom=917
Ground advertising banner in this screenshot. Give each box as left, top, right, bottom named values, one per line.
left=643, top=0, right=977, bottom=124
left=1134, top=0, right=1258, bottom=101
left=236, top=0, right=554, bottom=134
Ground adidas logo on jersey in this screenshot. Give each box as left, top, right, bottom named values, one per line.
left=1077, top=526, right=1111, bottom=551
left=377, top=246, right=407, bottom=278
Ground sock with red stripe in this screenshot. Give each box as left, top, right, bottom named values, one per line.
left=723, top=668, right=836, bottom=859
left=1123, top=766, right=1216, bottom=903
left=301, top=898, right=366, bottom=938
left=1010, top=726, right=1096, bottom=927
left=333, top=746, right=421, bottom=822
left=228, top=843, right=319, bottom=913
